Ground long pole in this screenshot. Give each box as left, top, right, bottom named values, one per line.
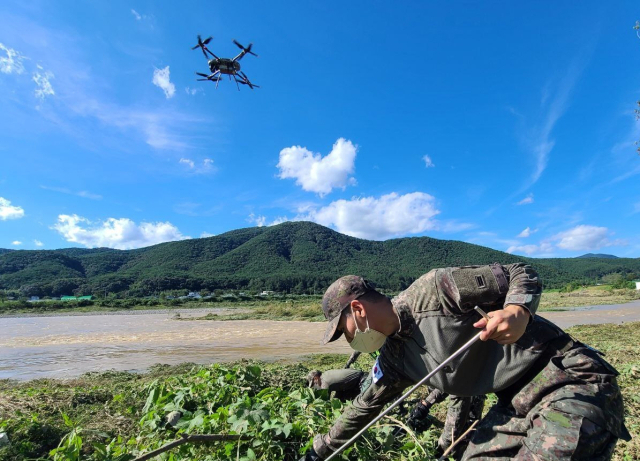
left=325, top=307, right=490, bottom=461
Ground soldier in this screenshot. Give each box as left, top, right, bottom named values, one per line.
left=296, top=263, right=630, bottom=460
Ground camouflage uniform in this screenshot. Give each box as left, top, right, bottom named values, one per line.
left=313, top=263, right=630, bottom=460
left=308, top=360, right=485, bottom=457
left=438, top=392, right=486, bottom=458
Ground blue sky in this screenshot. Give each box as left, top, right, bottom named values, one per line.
left=0, top=1, right=639, bottom=257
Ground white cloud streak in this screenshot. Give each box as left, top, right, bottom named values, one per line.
left=506, top=242, right=554, bottom=256
left=179, top=157, right=215, bottom=174
left=422, top=155, right=435, bottom=168
left=40, top=185, right=102, bottom=200
left=517, top=227, right=537, bottom=238
left=33, top=68, right=55, bottom=99
left=11, top=240, right=22, bottom=246
left=277, top=138, right=357, bottom=196
left=131, top=9, right=142, bottom=20
left=34, top=239, right=43, bottom=247
left=0, top=197, right=25, bottom=220
left=512, top=56, right=587, bottom=195
left=152, top=66, right=175, bottom=99
left=0, top=42, right=26, bottom=74
left=179, top=158, right=195, bottom=169
left=517, top=194, right=534, bottom=205
left=52, top=214, right=189, bottom=250
left=247, top=213, right=267, bottom=227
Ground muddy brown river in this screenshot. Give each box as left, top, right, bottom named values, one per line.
left=2, top=302, right=640, bottom=381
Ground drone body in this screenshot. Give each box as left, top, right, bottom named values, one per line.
left=192, top=35, right=259, bottom=90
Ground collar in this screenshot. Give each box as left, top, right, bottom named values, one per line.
left=390, top=296, right=416, bottom=339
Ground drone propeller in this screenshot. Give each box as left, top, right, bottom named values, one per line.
left=236, top=71, right=259, bottom=89
left=233, top=39, right=258, bottom=57
left=192, top=35, right=214, bottom=58
left=196, top=72, right=220, bottom=82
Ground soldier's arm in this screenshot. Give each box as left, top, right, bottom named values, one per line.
left=344, top=351, right=361, bottom=369
left=436, top=263, right=541, bottom=344
left=435, top=262, right=541, bottom=317
left=312, top=376, right=410, bottom=459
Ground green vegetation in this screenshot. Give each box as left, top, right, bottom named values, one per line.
left=539, top=287, right=640, bottom=311
left=1, top=322, right=639, bottom=461
left=1, top=222, right=639, bottom=305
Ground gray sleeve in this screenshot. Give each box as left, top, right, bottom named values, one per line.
left=502, top=263, right=542, bottom=318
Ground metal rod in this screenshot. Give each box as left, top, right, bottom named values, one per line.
left=325, top=306, right=490, bottom=461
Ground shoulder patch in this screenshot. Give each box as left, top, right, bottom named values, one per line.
left=372, top=358, right=384, bottom=384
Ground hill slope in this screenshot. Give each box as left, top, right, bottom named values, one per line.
left=1, top=222, right=638, bottom=296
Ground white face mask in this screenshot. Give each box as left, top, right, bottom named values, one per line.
left=348, top=307, right=387, bottom=353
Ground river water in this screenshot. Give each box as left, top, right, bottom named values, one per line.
left=2, top=302, right=640, bottom=381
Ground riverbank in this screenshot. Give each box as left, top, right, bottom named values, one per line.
left=1, top=322, right=638, bottom=461
left=1, top=287, right=638, bottom=318
left=4, top=300, right=640, bottom=381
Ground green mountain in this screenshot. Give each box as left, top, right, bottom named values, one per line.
left=577, top=253, right=619, bottom=259
left=1, top=222, right=638, bottom=297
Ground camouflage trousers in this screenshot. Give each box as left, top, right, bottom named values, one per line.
left=438, top=393, right=486, bottom=457
left=461, top=346, right=630, bottom=461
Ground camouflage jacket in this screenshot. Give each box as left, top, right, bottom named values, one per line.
left=314, top=263, right=570, bottom=458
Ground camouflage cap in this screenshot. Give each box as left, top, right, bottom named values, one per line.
left=322, top=275, right=376, bottom=345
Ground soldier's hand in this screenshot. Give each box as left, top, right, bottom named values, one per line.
left=473, top=304, right=529, bottom=345
left=298, top=447, right=322, bottom=461
left=406, top=400, right=433, bottom=433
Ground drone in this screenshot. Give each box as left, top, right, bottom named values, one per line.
left=192, top=35, right=259, bottom=90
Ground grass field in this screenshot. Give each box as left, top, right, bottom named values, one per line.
left=1, top=322, right=638, bottom=460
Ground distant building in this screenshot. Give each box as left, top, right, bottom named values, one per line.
left=635, top=281, right=640, bottom=291
left=78, top=295, right=93, bottom=301
left=187, top=292, right=202, bottom=299
left=260, top=291, right=275, bottom=296
left=61, top=296, right=76, bottom=301
left=28, top=296, right=40, bottom=302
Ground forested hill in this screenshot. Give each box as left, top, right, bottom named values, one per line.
left=1, top=221, right=639, bottom=297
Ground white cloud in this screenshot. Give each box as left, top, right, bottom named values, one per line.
left=507, top=242, right=554, bottom=256
left=277, top=138, right=357, bottom=196
left=152, top=66, right=175, bottom=99
left=52, top=214, right=189, bottom=250
left=0, top=43, right=26, bottom=74
left=179, top=158, right=195, bottom=169
left=422, top=155, right=435, bottom=168
left=517, top=194, right=534, bottom=205
left=131, top=9, right=142, bottom=20
left=507, top=224, right=626, bottom=256
left=270, top=216, right=290, bottom=226
left=179, top=157, right=215, bottom=174
left=524, top=58, right=585, bottom=188
left=551, top=225, right=623, bottom=251
left=185, top=86, right=202, bottom=96
left=301, top=192, right=440, bottom=240
left=200, top=232, right=215, bottom=238
left=33, top=68, right=55, bottom=99
left=40, top=185, right=102, bottom=200
left=11, top=240, right=22, bottom=246
left=517, top=227, right=537, bottom=238
left=247, top=213, right=267, bottom=227
left=0, top=197, right=25, bottom=220
left=34, top=239, right=43, bottom=247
